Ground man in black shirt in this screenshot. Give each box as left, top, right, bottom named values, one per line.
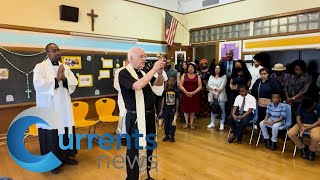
left=119, top=47, right=165, bottom=180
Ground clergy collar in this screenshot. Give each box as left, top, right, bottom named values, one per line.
left=51, top=60, right=59, bottom=66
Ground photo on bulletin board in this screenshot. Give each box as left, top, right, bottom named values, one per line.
left=99, top=70, right=111, bottom=79
left=62, top=56, right=82, bottom=69
left=219, top=41, right=242, bottom=60
left=175, top=51, right=186, bottom=65
left=78, top=74, right=93, bottom=87
left=0, top=68, right=9, bottom=80
left=102, top=59, right=113, bottom=68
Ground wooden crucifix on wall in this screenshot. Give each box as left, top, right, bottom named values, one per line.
left=87, top=9, right=98, bottom=31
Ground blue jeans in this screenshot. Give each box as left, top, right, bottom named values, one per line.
left=259, top=120, right=282, bottom=142
left=210, top=101, right=226, bottom=124
left=163, top=108, right=177, bottom=137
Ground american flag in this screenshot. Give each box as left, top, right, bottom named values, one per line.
left=165, top=11, right=178, bottom=46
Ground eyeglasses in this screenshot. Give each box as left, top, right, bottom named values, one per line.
left=47, top=49, right=61, bottom=53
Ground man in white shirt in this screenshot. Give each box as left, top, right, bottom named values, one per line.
left=249, top=54, right=263, bottom=90
left=33, top=43, right=79, bottom=174
left=228, top=85, right=256, bottom=143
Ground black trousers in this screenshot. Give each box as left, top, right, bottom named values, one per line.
left=125, top=111, right=156, bottom=180
left=155, top=95, right=163, bottom=116
left=163, top=108, right=176, bottom=137
left=228, top=112, right=253, bottom=139
left=38, top=127, right=77, bottom=163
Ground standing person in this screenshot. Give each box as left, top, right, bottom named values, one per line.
left=199, top=59, right=211, bottom=116
left=207, top=64, right=227, bottom=130
left=180, top=63, right=202, bottom=130
left=317, top=75, right=320, bottom=103
left=270, top=63, right=288, bottom=100
left=177, top=61, right=188, bottom=123
left=251, top=68, right=281, bottom=126
left=284, top=60, right=312, bottom=124
left=228, top=60, right=252, bottom=116
left=159, top=76, right=179, bottom=142
left=249, top=53, right=264, bottom=90
left=119, top=47, right=165, bottom=180
left=220, top=50, right=235, bottom=119
left=114, top=59, right=129, bottom=146
left=220, top=50, right=235, bottom=78
left=165, top=59, right=178, bottom=79
left=33, top=43, right=79, bottom=174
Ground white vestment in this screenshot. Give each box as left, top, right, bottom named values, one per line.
left=33, top=59, right=78, bottom=134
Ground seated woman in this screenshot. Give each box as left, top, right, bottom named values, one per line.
left=259, top=93, right=286, bottom=150
left=288, top=97, right=320, bottom=161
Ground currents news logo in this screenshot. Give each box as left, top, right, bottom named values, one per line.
left=6, top=107, right=158, bottom=172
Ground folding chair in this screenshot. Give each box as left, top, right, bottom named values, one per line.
left=72, top=101, right=98, bottom=134
left=256, top=104, right=292, bottom=154
left=23, top=124, right=38, bottom=144
left=95, top=98, right=119, bottom=133
left=227, top=104, right=258, bottom=145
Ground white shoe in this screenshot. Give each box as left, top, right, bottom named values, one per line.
left=219, top=123, right=224, bottom=130
left=207, top=123, right=215, bottom=128
left=254, top=125, right=258, bottom=130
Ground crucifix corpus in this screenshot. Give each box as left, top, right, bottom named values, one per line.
left=87, top=9, right=98, bottom=31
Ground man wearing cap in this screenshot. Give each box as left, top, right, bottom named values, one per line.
left=271, top=63, right=288, bottom=100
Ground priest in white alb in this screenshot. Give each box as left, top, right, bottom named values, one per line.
left=33, top=43, right=78, bottom=174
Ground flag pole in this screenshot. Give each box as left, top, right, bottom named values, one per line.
left=167, top=11, right=190, bottom=32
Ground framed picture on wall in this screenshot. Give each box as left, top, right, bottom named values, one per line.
left=219, top=41, right=242, bottom=61
left=61, top=56, right=82, bottom=69
left=175, top=51, right=186, bottom=65
left=78, top=74, right=93, bottom=87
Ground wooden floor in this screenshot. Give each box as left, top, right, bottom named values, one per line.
left=1, top=117, right=320, bottom=180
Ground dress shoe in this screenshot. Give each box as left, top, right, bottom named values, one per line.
left=300, top=145, right=309, bottom=159
left=63, top=157, right=78, bottom=165
left=228, top=135, right=237, bottom=143
left=170, top=136, right=175, bottom=142
left=51, top=167, right=61, bottom=174
left=162, top=136, right=170, bottom=142
left=270, top=141, right=277, bottom=150
left=265, top=139, right=271, bottom=149
left=308, top=151, right=315, bottom=161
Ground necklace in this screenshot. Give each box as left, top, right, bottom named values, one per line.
left=0, top=48, right=46, bottom=98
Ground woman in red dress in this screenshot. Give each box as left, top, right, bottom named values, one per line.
left=180, top=63, right=202, bottom=130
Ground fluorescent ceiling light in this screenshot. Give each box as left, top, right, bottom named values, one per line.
left=70, top=32, right=138, bottom=43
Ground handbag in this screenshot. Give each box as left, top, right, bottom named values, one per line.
left=210, top=98, right=221, bottom=114
left=258, top=81, right=271, bottom=107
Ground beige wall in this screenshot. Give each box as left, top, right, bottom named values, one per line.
left=1, top=0, right=319, bottom=46
left=0, top=0, right=187, bottom=44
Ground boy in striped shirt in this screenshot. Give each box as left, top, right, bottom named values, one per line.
left=259, top=93, right=286, bottom=150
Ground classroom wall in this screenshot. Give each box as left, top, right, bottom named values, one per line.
left=0, top=0, right=188, bottom=45
left=185, top=0, right=320, bottom=29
